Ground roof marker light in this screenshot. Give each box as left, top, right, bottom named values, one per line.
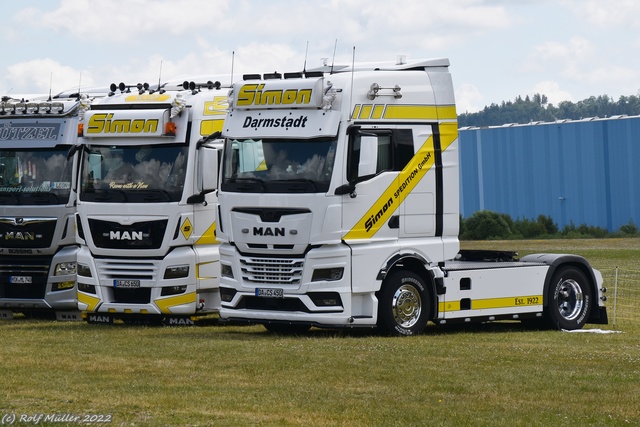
left=26, top=102, right=39, bottom=114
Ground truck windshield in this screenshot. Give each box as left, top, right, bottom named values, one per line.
left=80, top=144, right=188, bottom=203
left=0, top=147, right=72, bottom=205
left=221, top=137, right=337, bottom=193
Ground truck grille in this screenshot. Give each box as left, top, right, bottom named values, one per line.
left=0, top=256, right=51, bottom=299
left=88, top=219, right=168, bottom=250
left=0, top=217, right=56, bottom=249
left=95, top=258, right=159, bottom=281
left=239, top=256, right=304, bottom=285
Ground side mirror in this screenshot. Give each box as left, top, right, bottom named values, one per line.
left=358, top=135, right=378, bottom=178
left=198, top=146, right=219, bottom=194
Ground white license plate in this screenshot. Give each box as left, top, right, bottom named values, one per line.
left=114, top=279, right=141, bottom=288
left=10, top=276, right=32, bottom=284
left=255, top=288, right=284, bottom=298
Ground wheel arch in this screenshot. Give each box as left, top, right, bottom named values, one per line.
left=520, top=253, right=603, bottom=323
left=376, top=253, right=438, bottom=320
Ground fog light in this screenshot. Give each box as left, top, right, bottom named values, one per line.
left=78, top=283, right=96, bottom=294
left=164, top=265, right=189, bottom=279
left=55, top=261, right=77, bottom=276
left=221, top=264, right=234, bottom=278
left=161, top=285, right=187, bottom=296
left=77, top=263, right=92, bottom=277
left=52, top=281, right=75, bottom=291
left=309, top=292, right=342, bottom=307
left=311, top=267, right=344, bottom=282
left=220, top=287, right=237, bottom=303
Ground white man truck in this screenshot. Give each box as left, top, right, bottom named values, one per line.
left=0, top=95, right=88, bottom=320
left=216, top=58, right=608, bottom=335
left=75, top=80, right=228, bottom=324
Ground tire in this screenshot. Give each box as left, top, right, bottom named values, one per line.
left=545, top=266, right=592, bottom=330
left=263, top=323, right=311, bottom=335
left=377, top=271, right=430, bottom=336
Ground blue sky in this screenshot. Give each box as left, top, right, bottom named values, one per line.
left=2, top=0, right=639, bottom=113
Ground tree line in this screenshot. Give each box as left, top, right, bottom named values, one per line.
left=460, top=210, right=639, bottom=240
left=458, top=93, right=640, bottom=128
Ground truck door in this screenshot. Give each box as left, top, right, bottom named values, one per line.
left=342, top=126, right=433, bottom=243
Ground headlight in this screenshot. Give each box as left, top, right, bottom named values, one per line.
left=55, top=262, right=77, bottom=276
left=221, top=264, right=234, bottom=278
left=164, top=265, right=189, bottom=279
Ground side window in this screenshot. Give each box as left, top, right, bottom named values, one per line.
left=347, top=129, right=415, bottom=182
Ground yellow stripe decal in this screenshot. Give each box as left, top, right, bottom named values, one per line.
left=351, top=104, right=361, bottom=119
left=155, top=292, right=196, bottom=314
left=372, top=105, right=384, bottom=119
left=439, top=295, right=543, bottom=313
left=78, top=292, right=101, bottom=312
left=195, top=221, right=218, bottom=245
left=344, top=122, right=458, bottom=240
left=359, top=105, right=373, bottom=119
left=350, top=104, right=456, bottom=121
left=382, top=105, right=457, bottom=120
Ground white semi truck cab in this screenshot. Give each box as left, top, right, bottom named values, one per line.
left=216, top=59, right=608, bottom=335
left=0, top=95, right=88, bottom=320
left=75, top=80, right=228, bottom=324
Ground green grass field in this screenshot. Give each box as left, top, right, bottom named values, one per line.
left=1, top=239, right=639, bottom=427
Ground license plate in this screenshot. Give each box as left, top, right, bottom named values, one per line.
left=114, top=279, right=141, bottom=288
left=255, top=288, right=284, bottom=298
left=10, top=276, right=32, bottom=284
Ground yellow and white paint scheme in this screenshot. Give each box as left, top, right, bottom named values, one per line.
left=75, top=79, right=227, bottom=323
left=216, top=59, right=605, bottom=331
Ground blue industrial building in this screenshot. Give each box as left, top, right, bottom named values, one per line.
left=458, top=115, right=640, bottom=232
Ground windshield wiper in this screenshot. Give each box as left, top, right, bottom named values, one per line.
left=22, top=192, right=63, bottom=204
left=0, top=192, right=19, bottom=204
left=270, top=178, right=319, bottom=192
left=226, top=177, right=266, bottom=192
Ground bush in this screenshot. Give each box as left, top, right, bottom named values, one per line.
left=460, top=212, right=621, bottom=240
left=619, top=220, right=639, bottom=236
left=460, top=210, right=512, bottom=240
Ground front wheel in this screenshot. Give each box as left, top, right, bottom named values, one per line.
left=377, top=271, right=430, bottom=336
left=545, top=266, right=592, bottom=330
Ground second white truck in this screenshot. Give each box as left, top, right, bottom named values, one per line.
left=75, top=80, right=228, bottom=324
left=216, top=58, right=608, bottom=335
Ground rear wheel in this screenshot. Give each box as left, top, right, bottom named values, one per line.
left=377, top=271, right=430, bottom=336
left=545, top=266, right=592, bottom=330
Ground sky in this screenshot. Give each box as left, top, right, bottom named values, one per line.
left=1, top=0, right=639, bottom=113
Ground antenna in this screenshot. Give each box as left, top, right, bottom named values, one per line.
left=157, top=60, right=163, bottom=92
left=349, top=46, right=355, bottom=121
left=77, top=72, right=82, bottom=100
left=303, top=41, right=309, bottom=73
left=230, top=51, right=235, bottom=87
left=48, top=72, right=53, bottom=101
left=330, top=39, right=338, bottom=74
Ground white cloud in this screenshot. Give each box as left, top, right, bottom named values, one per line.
left=456, top=82, right=484, bottom=114
left=522, top=37, right=591, bottom=73
left=529, top=81, right=573, bottom=105
left=562, top=0, right=640, bottom=27
left=16, top=0, right=232, bottom=42
left=3, top=59, right=95, bottom=96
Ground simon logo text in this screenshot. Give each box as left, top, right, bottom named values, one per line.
left=87, top=113, right=159, bottom=134
left=237, top=84, right=313, bottom=107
